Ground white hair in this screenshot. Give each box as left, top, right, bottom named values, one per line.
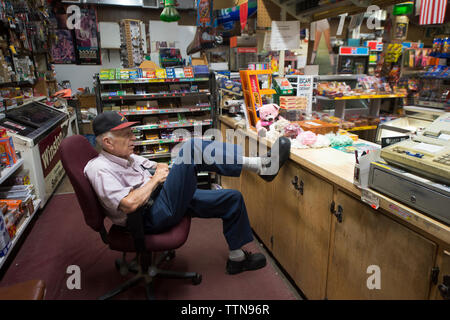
left=95, top=131, right=115, bottom=150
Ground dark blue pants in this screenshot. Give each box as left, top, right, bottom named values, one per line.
left=144, top=139, right=254, bottom=250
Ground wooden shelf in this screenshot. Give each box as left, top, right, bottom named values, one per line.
left=295, top=0, right=407, bottom=22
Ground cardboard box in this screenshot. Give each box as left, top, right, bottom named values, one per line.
left=81, top=122, right=94, bottom=135
left=78, top=94, right=96, bottom=108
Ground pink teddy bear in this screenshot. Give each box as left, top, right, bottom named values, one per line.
left=255, top=104, right=285, bottom=137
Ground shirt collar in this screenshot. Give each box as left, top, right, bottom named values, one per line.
left=101, top=150, right=133, bottom=168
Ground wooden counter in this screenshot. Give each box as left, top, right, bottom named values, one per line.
left=219, top=115, right=450, bottom=300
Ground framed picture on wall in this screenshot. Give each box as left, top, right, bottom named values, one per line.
left=74, top=7, right=101, bottom=65
left=51, top=29, right=76, bottom=64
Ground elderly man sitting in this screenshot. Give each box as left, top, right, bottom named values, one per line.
left=84, top=111, right=290, bottom=275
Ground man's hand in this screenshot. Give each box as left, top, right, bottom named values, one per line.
left=153, top=164, right=169, bottom=185
left=156, top=162, right=169, bottom=171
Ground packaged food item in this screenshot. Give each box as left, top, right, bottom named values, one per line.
left=0, top=212, right=10, bottom=257
left=155, top=69, right=167, bottom=79
left=0, top=136, right=17, bottom=167
left=174, top=68, right=185, bottom=78
left=165, top=68, right=176, bottom=78
left=296, top=120, right=340, bottom=135
left=183, top=67, right=194, bottom=78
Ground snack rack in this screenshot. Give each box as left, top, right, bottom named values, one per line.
left=94, top=71, right=217, bottom=188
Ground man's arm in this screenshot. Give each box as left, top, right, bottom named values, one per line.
left=118, top=165, right=169, bottom=214
left=118, top=178, right=159, bottom=214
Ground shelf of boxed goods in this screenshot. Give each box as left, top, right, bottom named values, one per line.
left=0, top=198, right=41, bottom=271
left=122, top=104, right=211, bottom=116
left=99, top=77, right=209, bottom=85
left=101, top=91, right=210, bottom=101
left=135, top=133, right=215, bottom=147
left=132, top=119, right=213, bottom=131
left=1, top=95, right=46, bottom=112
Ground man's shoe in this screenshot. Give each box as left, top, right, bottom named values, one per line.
left=259, top=137, right=291, bottom=182
left=226, top=250, right=267, bottom=275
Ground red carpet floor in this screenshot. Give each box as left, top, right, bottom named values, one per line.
left=0, top=193, right=297, bottom=300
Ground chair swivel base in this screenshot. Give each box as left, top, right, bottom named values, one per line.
left=99, top=250, right=202, bottom=300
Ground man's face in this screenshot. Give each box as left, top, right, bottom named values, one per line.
left=104, top=127, right=136, bottom=158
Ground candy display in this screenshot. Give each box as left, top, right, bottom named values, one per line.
left=297, top=131, right=318, bottom=146
left=430, top=37, right=450, bottom=58
left=385, top=43, right=403, bottom=63
left=326, top=133, right=354, bottom=147
left=283, top=123, right=303, bottom=139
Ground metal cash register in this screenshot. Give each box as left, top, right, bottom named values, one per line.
left=369, top=113, right=450, bottom=225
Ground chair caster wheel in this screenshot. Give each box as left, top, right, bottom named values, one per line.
left=115, top=259, right=129, bottom=276
left=166, top=250, right=176, bottom=261
left=192, top=274, right=202, bottom=285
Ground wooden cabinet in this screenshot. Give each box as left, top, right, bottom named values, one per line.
left=326, top=190, right=437, bottom=299
left=271, top=161, right=301, bottom=278
left=293, top=167, right=333, bottom=300
left=241, top=169, right=273, bottom=248
left=271, top=162, right=333, bottom=300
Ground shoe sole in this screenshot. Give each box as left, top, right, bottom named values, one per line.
left=226, top=261, right=267, bottom=275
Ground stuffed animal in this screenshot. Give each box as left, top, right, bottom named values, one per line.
left=256, top=104, right=285, bottom=137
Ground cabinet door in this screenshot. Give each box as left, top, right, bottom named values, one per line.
left=241, top=170, right=273, bottom=248
left=271, top=161, right=301, bottom=278
left=294, top=168, right=333, bottom=300
left=327, top=190, right=437, bottom=300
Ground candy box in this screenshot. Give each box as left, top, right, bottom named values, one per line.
left=174, top=68, right=185, bottom=78
left=0, top=136, right=16, bottom=167
left=296, top=120, right=340, bottom=135
left=165, top=68, right=175, bottom=78
left=155, top=69, right=166, bottom=79
left=183, top=67, right=194, bottom=78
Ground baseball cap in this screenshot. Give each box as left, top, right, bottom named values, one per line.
left=93, top=111, right=138, bottom=136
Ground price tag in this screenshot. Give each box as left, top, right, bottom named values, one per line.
left=361, top=188, right=379, bottom=210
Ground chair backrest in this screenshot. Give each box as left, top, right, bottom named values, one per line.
left=59, top=135, right=107, bottom=235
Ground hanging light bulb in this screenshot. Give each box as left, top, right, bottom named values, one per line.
left=160, top=0, right=181, bottom=22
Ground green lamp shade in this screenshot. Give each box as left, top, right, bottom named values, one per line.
left=393, top=2, right=414, bottom=16
left=160, top=0, right=180, bottom=22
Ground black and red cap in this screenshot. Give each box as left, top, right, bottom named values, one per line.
left=93, top=111, right=138, bottom=137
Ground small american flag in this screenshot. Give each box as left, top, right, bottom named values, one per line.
left=420, top=0, right=448, bottom=25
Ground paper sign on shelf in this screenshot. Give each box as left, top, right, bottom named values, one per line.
left=270, top=21, right=300, bottom=51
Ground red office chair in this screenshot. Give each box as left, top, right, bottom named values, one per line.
left=59, top=135, right=201, bottom=300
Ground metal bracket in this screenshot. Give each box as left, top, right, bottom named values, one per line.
left=438, top=275, right=450, bottom=300
left=330, top=201, right=343, bottom=223
left=291, top=176, right=304, bottom=195
left=431, top=267, right=440, bottom=285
